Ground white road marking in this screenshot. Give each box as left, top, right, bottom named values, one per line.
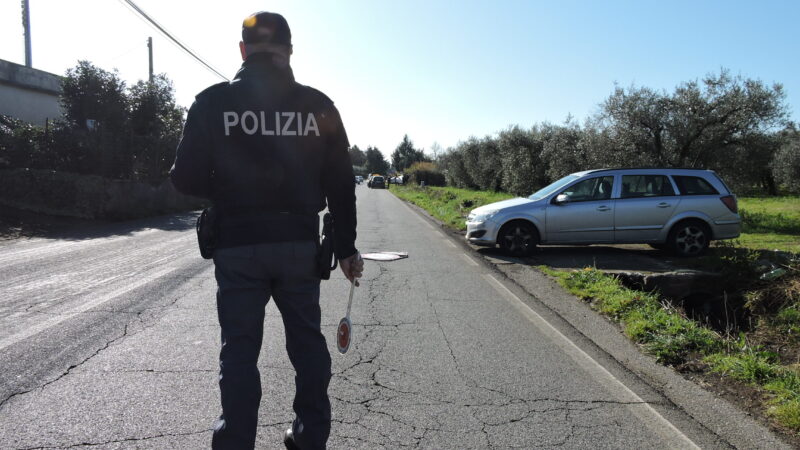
left=483, top=274, right=700, bottom=450
left=443, top=239, right=457, bottom=248
left=418, top=217, right=436, bottom=231
left=460, top=253, right=479, bottom=266
left=0, top=265, right=177, bottom=351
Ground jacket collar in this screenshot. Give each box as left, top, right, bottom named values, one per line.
left=233, top=54, right=295, bottom=85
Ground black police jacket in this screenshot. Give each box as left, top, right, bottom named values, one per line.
left=170, top=54, right=357, bottom=259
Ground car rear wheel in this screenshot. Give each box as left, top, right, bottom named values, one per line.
left=498, top=221, right=539, bottom=257
left=667, top=220, right=710, bottom=257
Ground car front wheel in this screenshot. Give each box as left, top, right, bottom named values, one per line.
left=498, top=221, right=538, bottom=257
left=667, top=221, right=710, bottom=257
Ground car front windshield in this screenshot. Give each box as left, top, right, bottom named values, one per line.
left=527, top=174, right=581, bottom=200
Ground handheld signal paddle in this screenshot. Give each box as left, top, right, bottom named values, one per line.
left=336, top=279, right=355, bottom=354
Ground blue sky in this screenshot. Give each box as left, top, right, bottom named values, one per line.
left=1, top=1, right=798, bottom=159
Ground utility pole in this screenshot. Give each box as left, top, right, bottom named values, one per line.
left=21, top=0, right=32, bottom=67
left=147, top=37, right=153, bottom=82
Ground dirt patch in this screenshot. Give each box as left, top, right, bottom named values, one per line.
left=749, top=325, right=800, bottom=366
left=682, top=368, right=800, bottom=448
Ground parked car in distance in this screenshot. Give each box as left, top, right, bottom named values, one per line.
left=355, top=175, right=364, bottom=184
left=465, top=168, right=741, bottom=257
left=369, top=175, right=386, bottom=189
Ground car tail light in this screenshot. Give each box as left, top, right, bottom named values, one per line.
left=720, top=195, right=738, bottom=213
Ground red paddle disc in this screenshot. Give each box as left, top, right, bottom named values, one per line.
left=337, top=317, right=351, bottom=353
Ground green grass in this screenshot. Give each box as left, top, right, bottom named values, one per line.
left=540, top=267, right=721, bottom=365
left=542, top=266, right=800, bottom=430
left=734, top=233, right=800, bottom=254
left=739, top=197, right=800, bottom=224
left=391, top=185, right=513, bottom=231
left=737, top=197, right=800, bottom=254
left=705, top=351, right=800, bottom=428
left=774, top=306, right=800, bottom=335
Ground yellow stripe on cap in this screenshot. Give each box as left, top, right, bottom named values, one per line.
left=243, top=15, right=257, bottom=28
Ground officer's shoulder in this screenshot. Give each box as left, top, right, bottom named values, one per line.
left=295, top=83, right=336, bottom=107
left=195, top=81, right=229, bottom=101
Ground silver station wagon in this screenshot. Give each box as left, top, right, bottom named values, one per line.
left=466, top=168, right=741, bottom=257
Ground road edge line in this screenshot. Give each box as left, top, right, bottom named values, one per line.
left=483, top=273, right=700, bottom=449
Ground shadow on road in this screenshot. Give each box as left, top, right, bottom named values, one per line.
left=0, top=205, right=199, bottom=242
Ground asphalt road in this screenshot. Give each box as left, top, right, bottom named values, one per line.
left=0, top=186, right=771, bottom=449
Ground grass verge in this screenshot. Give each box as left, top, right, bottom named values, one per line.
left=391, top=185, right=513, bottom=231
left=540, top=267, right=721, bottom=365
left=542, top=266, right=800, bottom=432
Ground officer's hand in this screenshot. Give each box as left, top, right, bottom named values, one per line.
left=340, top=252, right=363, bottom=286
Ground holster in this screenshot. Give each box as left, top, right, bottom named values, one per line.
left=317, top=212, right=338, bottom=279
left=196, top=207, right=218, bottom=259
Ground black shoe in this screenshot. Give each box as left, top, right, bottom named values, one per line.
left=283, top=428, right=300, bottom=450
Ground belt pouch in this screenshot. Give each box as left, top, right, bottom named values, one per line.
left=317, top=212, right=338, bottom=279
left=196, top=207, right=217, bottom=259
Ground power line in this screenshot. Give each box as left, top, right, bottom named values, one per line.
left=117, top=0, right=229, bottom=82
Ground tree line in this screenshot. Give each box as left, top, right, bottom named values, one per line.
left=348, top=134, right=430, bottom=180
left=0, top=61, right=184, bottom=183
left=436, top=70, right=799, bottom=196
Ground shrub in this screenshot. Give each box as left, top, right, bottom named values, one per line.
left=406, top=161, right=446, bottom=186
left=4, top=61, right=184, bottom=182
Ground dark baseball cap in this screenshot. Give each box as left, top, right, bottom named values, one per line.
left=241, top=12, right=291, bottom=47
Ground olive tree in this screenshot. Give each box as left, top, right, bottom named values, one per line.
left=498, top=126, right=547, bottom=195
left=772, top=129, right=800, bottom=193
left=599, top=70, right=788, bottom=171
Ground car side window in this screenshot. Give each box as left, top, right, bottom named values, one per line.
left=620, top=175, right=675, bottom=198
left=560, top=176, right=614, bottom=202
left=672, top=176, right=719, bottom=195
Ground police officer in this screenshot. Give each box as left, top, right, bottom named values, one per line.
left=170, top=11, right=363, bottom=450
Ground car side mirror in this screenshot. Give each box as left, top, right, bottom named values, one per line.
left=554, top=194, right=569, bottom=205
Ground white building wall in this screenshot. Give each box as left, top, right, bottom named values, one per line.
left=0, top=59, right=62, bottom=125
left=0, top=84, right=61, bottom=125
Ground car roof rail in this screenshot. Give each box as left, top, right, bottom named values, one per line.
left=584, top=167, right=711, bottom=174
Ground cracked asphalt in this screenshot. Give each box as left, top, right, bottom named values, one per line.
left=0, top=186, right=768, bottom=449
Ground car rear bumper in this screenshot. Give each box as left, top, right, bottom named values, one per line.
left=711, top=221, right=741, bottom=240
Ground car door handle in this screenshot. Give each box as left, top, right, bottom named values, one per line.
left=596, top=206, right=611, bottom=211
left=657, top=202, right=672, bottom=208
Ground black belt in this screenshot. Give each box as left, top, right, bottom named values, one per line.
left=216, top=211, right=319, bottom=248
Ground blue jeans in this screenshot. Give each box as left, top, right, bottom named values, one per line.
left=211, top=241, right=331, bottom=450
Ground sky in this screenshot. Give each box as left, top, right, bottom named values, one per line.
left=1, top=0, right=799, bottom=160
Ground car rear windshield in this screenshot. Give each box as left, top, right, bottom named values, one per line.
left=672, top=176, right=719, bottom=195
